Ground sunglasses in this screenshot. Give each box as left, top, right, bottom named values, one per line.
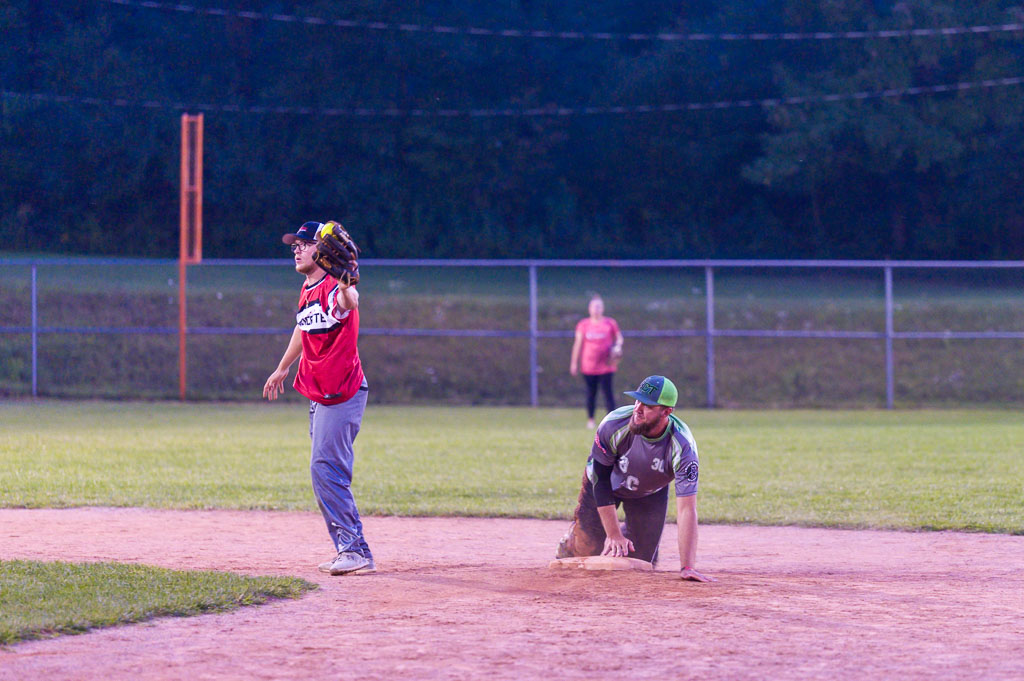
left=290, top=241, right=315, bottom=254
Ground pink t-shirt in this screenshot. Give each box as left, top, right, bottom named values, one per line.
left=575, top=317, right=621, bottom=375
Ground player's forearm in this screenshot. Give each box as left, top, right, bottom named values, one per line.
left=596, top=504, right=624, bottom=539
left=276, top=326, right=303, bottom=371
left=336, top=285, right=359, bottom=310
left=676, top=500, right=699, bottom=569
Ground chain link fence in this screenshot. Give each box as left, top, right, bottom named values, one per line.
left=2, top=257, right=1023, bottom=408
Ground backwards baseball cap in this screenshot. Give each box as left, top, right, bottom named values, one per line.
left=624, top=375, right=678, bottom=408
left=282, top=221, right=323, bottom=245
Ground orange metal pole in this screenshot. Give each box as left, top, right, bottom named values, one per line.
left=179, top=113, right=203, bottom=400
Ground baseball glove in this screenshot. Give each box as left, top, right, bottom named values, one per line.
left=313, top=221, right=360, bottom=287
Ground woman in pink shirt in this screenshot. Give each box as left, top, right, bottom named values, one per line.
left=570, top=295, right=624, bottom=428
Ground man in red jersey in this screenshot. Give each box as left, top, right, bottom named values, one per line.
left=263, top=220, right=374, bottom=576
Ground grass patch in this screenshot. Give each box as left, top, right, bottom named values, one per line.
left=0, top=559, right=315, bottom=645
left=1, top=401, right=1022, bottom=533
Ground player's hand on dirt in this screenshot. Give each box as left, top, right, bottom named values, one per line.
left=601, top=534, right=634, bottom=557
left=680, top=567, right=716, bottom=582
left=263, top=368, right=289, bottom=401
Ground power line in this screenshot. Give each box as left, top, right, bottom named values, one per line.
left=5, top=76, right=1024, bottom=117
left=100, top=0, right=1024, bottom=42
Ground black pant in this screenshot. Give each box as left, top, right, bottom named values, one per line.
left=569, top=475, right=669, bottom=564
left=583, top=372, right=615, bottom=419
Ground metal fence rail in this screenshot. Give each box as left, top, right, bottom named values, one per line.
left=3, top=257, right=1024, bottom=407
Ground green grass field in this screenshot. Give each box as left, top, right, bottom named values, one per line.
left=2, top=401, right=1022, bottom=533
left=2, top=399, right=1021, bottom=643
left=0, top=560, right=315, bottom=645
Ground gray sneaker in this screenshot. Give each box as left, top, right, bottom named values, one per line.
left=319, top=553, right=376, bottom=575
left=328, top=551, right=371, bottom=576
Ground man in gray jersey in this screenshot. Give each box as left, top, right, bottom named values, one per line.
left=556, top=375, right=714, bottom=581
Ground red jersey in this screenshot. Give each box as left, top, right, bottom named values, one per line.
left=293, top=275, right=364, bottom=405
left=576, top=317, right=621, bottom=375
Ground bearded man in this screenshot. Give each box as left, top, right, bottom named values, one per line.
left=554, top=375, right=714, bottom=581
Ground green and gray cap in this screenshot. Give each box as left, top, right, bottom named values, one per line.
left=624, top=375, right=678, bottom=408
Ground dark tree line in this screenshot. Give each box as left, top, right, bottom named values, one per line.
left=3, top=0, right=1024, bottom=260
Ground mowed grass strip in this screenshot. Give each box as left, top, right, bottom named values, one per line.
left=1, top=401, right=1022, bottom=533
left=0, top=559, right=315, bottom=645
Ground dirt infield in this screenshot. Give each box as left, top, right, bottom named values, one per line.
left=2, top=508, right=1023, bottom=681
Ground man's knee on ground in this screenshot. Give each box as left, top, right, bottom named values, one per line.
left=556, top=520, right=604, bottom=558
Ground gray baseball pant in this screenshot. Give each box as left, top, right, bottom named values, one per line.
left=308, top=387, right=372, bottom=559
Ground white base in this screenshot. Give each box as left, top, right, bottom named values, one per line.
left=548, top=556, right=653, bottom=572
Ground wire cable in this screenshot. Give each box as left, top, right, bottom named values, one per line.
left=5, top=76, right=1024, bottom=117
left=100, top=0, right=1024, bottom=42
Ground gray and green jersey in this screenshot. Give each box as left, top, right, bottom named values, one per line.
left=587, top=405, right=699, bottom=499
